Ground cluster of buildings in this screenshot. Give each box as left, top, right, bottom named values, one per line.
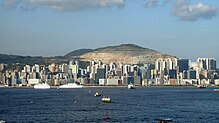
left=153, top=58, right=218, bottom=85
left=0, top=57, right=218, bottom=87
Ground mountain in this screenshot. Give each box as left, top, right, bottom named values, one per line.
left=79, top=44, right=176, bottom=64
left=0, top=44, right=176, bottom=66
left=65, top=49, right=93, bottom=57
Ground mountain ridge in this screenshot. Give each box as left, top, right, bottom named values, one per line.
left=93, top=44, right=149, bottom=51
left=79, top=44, right=176, bottom=64
left=65, top=49, right=93, bottom=57
left=0, top=44, right=177, bottom=65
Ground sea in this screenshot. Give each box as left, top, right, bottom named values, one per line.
left=0, top=87, right=218, bottom=123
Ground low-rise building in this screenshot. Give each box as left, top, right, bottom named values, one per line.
left=106, top=78, right=119, bottom=85
left=28, top=79, right=40, bottom=85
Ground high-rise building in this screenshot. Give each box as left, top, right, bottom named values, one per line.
left=168, top=70, right=177, bottom=79
left=61, top=63, right=69, bottom=73
left=69, top=65, right=78, bottom=74
left=140, top=64, right=153, bottom=79
left=75, top=61, right=79, bottom=66
left=164, top=58, right=177, bottom=70
left=188, top=70, right=196, bottom=79
left=34, top=64, right=40, bottom=73
left=109, top=62, right=116, bottom=71
left=183, top=70, right=188, bottom=79
left=96, top=68, right=106, bottom=83
left=123, top=65, right=130, bottom=75
left=177, top=59, right=189, bottom=73
left=155, top=58, right=164, bottom=71
left=0, top=63, right=5, bottom=71
left=48, top=64, right=56, bottom=73
left=22, top=65, right=31, bottom=73
left=69, top=60, right=74, bottom=65
left=0, top=72, right=3, bottom=84
left=133, top=76, right=141, bottom=85
left=197, top=58, right=216, bottom=70
left=155, top=58, right=177, bottom=71
left=98, top=60, right=102, bottom=66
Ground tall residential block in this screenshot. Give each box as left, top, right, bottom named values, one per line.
left=197, top=58, right=216, bottom=70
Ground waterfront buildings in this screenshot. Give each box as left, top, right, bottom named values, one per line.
left=0, top=57, right=218, bottom=87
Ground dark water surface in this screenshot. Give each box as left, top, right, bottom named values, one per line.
left=0, top=88, right=218, bottom=123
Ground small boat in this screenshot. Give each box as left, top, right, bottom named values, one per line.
left=0, top=120, right=6, bottom=123
left=102, top=96, right=111, bottom=103
left=214, top=89, right=219, bottom=92
left=34, top=83, right=50, bottom=89
left=197, top=85, right=206, bottom=88
left=128, top=83, right=135, bottom=89
left=156, top=118, right=172, bottom=123
left=94, top=91, right=101, bottom=97
left=59, top=83, right=83, bottom=89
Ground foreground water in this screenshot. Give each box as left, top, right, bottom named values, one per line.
left=0, top=88, right=218, bottom=123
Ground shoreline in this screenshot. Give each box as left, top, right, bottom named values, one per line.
left=0, top=85, right=218, bottom=89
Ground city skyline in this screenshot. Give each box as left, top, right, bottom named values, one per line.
left=0, top=0, right=219, bottom=66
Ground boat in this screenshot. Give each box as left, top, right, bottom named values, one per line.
left=156, top=118, right=172, bottom=123
left=59, top=83, right=83, bottom=89
left=128, top=83, right=135, bottom=89
left=214, top=89, right=219, bottom=92
left=197, top=85, right=206, bottom=88
left=102, top=96, right=111, bottom=103
left=34, top=83, right=50, bottom=89
left=0, top=120, right=6, bottom=123
left=94, top=91, right=101, bottom=97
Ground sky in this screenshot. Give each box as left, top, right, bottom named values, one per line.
left=0, top=0, right=219, bottom=66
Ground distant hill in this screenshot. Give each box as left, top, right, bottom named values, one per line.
left=65, top=49, right=93, bottom=57
left=0, top=54, right=69, bottom=65
left=93, top=44, right=156, bottom=52
left=0, top=44, right=177, bottom=66
left=79, top=44, right=176, bottom=64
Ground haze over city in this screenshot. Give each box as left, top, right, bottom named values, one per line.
left=0, top=0, right=218, bottom=66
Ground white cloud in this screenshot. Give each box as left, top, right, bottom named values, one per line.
left=144, top=0, right=217, bottom=21
left=173, top=0, right=217, bottom=21
left=145, top=0, right=159, bottom=8
left=2, top=0, right=125, bottom=11
left=2, top=0, right=217, bottom=21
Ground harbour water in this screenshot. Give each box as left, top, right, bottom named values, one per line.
left=0, top=88, right=218, bottom=123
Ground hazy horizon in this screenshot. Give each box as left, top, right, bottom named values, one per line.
left=0, top=0, right=218, bottom=66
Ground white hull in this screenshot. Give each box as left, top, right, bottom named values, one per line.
left=102, top=97, right=111, bottom=103
left=128, top=84, right=134, bottom=89
left=59, top=83, right=83, bottom=88
left=214, top=89, right=219, bottom=92
left=94, top=92, right=101, bottom=97
left=34, top=83, right=50, bottom=89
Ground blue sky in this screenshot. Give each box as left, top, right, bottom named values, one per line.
left=0, top=0, right=218, bottom=66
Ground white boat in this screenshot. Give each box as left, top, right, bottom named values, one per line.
left=94, top=91, right=101, bottom=97
left=197, top=85, right=206, bottom=88
left=157, top=118, right=172, bottom=123
left=0, top=120, right=6, bottom=123
left=128, top=83, right=135, bottom=89
left=102, top=96, right=111, bottom=103
left=34, top=83, right=50, bottom=89
left=59, top=83, right=83, bottom=89
left=214, top=89, right=219, bottom=92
